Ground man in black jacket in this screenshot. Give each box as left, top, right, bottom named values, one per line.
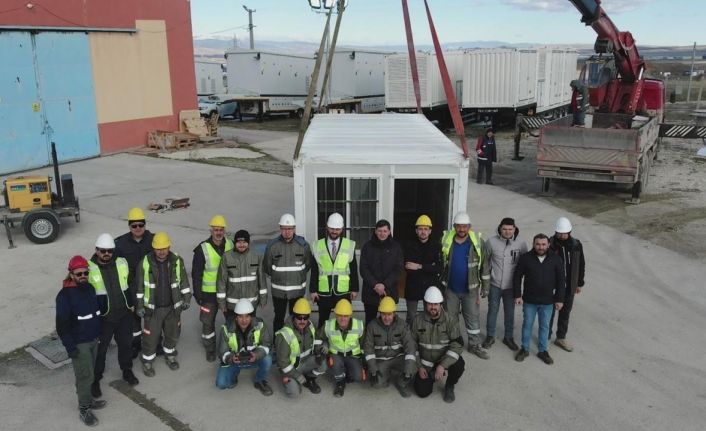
left=513, top=234, right=565, bottom=365
left=360, top=219, right=404, bottom=323
left=403, top=214, right=441, bottom=326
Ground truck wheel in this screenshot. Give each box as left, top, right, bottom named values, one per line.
left=297, top=108, right=304, bottom=119
left=23, top=211, right=60, bottom=244
left=541, top=178, right=551, bottom=193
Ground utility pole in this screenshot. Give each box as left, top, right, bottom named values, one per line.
left=686, top=42, right=697, bottom=102
left=242, top=5, right=255, bottom=49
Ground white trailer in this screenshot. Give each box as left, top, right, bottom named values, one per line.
left=195, top=60, right=226, bottom=96
left=535, top=47, right=579, bottom=114
left=322, top=50, right=388, bottom=113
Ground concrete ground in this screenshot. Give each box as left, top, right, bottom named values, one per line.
left=1, top=129, right=705, bottom=431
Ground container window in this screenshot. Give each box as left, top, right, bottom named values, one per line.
left=316, top=177, right=378, bottom=248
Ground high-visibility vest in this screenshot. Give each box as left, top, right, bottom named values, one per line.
left=314, top=237, right=355, bottom=295
left=276, top=325, right=316, bottom=371
left=441, top=230, right=482, bottom=266
left=88, top=258, right=130, bottom=315
left=142, top=255, right=182, bottom=309
left=224, top=322, right=263, bottom=352
left=324, top=318, right=363, bottom=356
left=201, top=239, right=234, bottom=293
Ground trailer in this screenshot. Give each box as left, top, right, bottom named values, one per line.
left=195, top=60, right=227, bottom=96
left=535, top=47, right=578, bottom=115
left=321, top=50, right=388, bottom=113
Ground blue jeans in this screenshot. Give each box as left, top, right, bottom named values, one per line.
left=215, top=354, right=272, bottom=389
left=521, top=303, right=553, bottom=353
left=486, top=287, right=515, bottom=339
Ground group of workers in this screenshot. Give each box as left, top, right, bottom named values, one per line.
left=56, top=206, right=585, bottom=426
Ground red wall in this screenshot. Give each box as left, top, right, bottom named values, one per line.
left=0, top=0, right=197, bottom=153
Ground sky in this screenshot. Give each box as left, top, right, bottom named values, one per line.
left=190, top=0, right=704, bottom=47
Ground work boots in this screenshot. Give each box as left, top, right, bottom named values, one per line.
left=554, top=338, right=574, bottom=352
left=468, top=344, right=490, bottom=360
left=90, top=400, right=107, bottom=410
left=394, top=374, right=413, bottom=398
left=502, top=337, right=519, bottom=351
left=481, top=336, right=495, bottom=349
left=443, top=384, right=456, bottom=403
left=254, top=380, right=273, bottom=396
left=515, top=348, right=529, bottom=362
left=333, top=381, right=345, bottom=398
left=90, top=381, right=102, bottom=398
left=142, top=362, right=156, bottom=377
left=537, top=351, right=554, bottom=365
left=303, top=377, right=321, bottom=394
left=123, top=369, right=139, bottom=386
left=79, top=407, right=98, bottom=427
left=165, top=356, right=180, bottom=371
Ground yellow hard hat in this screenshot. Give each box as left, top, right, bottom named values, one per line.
left=152, top=232, right=171, bottom=249
left=378, top=296, right=397, bottom=313
left=128, top=207, right=145, bottom=221
left=415, top=214, right=432, bottom=227
left=333, top=298, right=353, bottom=316
left=209, top=214, right=227, bottom=228
left=292, top=298, right=312, bottom=315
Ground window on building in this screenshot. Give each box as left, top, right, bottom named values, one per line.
left=316, top=177, right=378, bottom=247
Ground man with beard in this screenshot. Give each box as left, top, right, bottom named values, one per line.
left=403, top=215, right=442, bottom=327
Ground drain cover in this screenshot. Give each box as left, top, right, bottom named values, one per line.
left=26, top=335, right=70, bottom=369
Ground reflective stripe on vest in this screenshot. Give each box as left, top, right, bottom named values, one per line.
left=88, top=258, right=130, bottom=315
left=142, top=255, right=182, bottom=307
left=324, top=318, right=363, bottom=356
left=441, top=230, right=482, bottom=267
left=225, top=322, right=263, bottom=352
left=315, top=237, right=355, bottom=295
left=201, top=239, right=234, bottom=293
left=276, top=325, right=316, bottom=368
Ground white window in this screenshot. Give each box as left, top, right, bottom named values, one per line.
left=316, top=177, right=378, bottom=248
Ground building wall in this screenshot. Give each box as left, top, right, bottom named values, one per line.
left=0, top=0, right=196, bottom=154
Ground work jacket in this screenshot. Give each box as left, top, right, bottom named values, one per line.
left=115, top=230, right=154, bottom=291
left=55, top=279, right=101, bottom=356
left=486, top=231, right=528, bottom=290
left=363, top=315, right=417, bottom=375
left=192, top=237, right=233, bottom=303
left=360, top=234, right=404, bottom=305
left=441, top=230, right=490, bottom=295
left=216, top=249, right=267, bottom=310
left=135, top=251, right=191, bottom=313
left=550, top=235, right=586, bottom=297
left=275, top=322, right=320, bottom=381
left=217, top=317, right=271, bottom=365
left=88, top=255, right=133, bottom=318
left=317, top=318, right=364, bottom=357
left=512, top=250, right=566, bottom=305
left=263, top=235, right=312, bottom=300
left=311, top=237, right=359, bottom=296
left=403, top=238, right=442, bottom=301
left=412, top=308, right=463, bottom=370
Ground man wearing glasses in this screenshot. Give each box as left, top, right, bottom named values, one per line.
left=115, top=207, right=155, bottom=358
left=88, top=233, right=139, bottom=400
left=274, top=298, right=326, bottom=397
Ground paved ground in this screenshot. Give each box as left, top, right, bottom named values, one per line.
left=1, top=129, right=705, bottom=430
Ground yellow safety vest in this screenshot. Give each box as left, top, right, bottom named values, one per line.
left=224, top=322, right=263, bottom=352
left=325, top=318, right=363, bottom=356
left=88, top=258, right=130, bottom=315
left=441, top=230, right=482, bottom=265
left=315, top=237, right=355, bottom=295
left=142, top=255, right=182, bottom=309
left=201, top=239, right=234, bottom=293
left=276, top=325, right=316, bottom=369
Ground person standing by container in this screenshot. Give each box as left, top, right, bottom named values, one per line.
left=360, top=219, right=404, bottom=324
left=56, top=255, right=106, bottom=426
left=476, top=127, right=497, bottom=184
left=403, top=215, right=442, bottom=327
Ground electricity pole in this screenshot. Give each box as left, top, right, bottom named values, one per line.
left=242, top=5, right=255, bottom=49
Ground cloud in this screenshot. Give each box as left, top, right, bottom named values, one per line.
left=500, top=0, right=650, bottom=14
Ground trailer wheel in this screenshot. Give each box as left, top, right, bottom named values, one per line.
left=541, top=178, right=551, bottom=193
left=296, top=108, right=304, bottom=119
left=23, top=211, right=60, bottom=244
left=74, top=198, right=81, bottom=223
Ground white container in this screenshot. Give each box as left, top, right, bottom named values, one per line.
left=385, top=51, right=464, bottom=110
left=225, top=49, right=313, bottom=96
left=536, top=47, right=578, bottom=113
left=195, top=60, right=226, bottom=95
left=461, top=48, right=538, bottom=109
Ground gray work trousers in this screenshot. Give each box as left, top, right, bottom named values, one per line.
left=445, top=288, right=482, bottom=346
left=329, top=354, right=364, bottom=383
left=405, top=299, right=421, bottom=327
left=371, top=356, right=417, bottom=388
left=282, top=356, right=327, bottom=398
left=72, top=340, right=98, bottom=409
left=141, top=306, right=181, bottom=363
left=199, top=302, right=218, bottom=354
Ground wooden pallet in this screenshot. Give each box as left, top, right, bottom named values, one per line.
left=147, top=130, right=200, bottom=150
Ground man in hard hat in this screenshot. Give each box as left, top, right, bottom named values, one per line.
left=135, top=232, right=191, bottom=376
left=360, top=219, right=404, bottom=324
left=364, top=296, right=417, bottom=398
left=115, top=207, right=155, bottom=358
left=264, top=213, right=313, bottom=334
left=217, top=229, right=267, bottom=324
left=274, top=298, right=326, bottom=397
left=403, top=215, right=442, bottom=327
left=56, top=255, right=106, bottom=426
left=483, top=217, right=528, bottom=352
left=441, top=212, right=491, bottom=359
left=549, top=216, right=585, bottom=352
left=215, top=300, right=273, bottom=396
left=315, top=299, right=365, bottom=397
left=88, top=233, right=139, bottom=400
left=310, top=213, right=359, bottom=328
left=412, top=286, right=464, bottom=403
left=513, top=234, right=565, bottom=365
left=192, top=215, right=234, bottom=362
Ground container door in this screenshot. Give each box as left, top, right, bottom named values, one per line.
left=34, top=32, right=100, bottom=162
left=393, top=179, right=450, bottom=245
left=0, top=32, right=46, bottom=174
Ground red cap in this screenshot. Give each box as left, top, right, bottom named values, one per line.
left=68, top=255, right=89, bottom=271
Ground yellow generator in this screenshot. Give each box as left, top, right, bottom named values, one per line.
left=1, top=143, right=80, bottom=247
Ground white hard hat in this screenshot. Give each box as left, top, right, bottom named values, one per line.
left=423, top=286, right=444, bottom=304
left=95, top=233, right=115, bottom=249
left=327, top=212, right=344, bottom=229
left=453, top=212, right=471, bottom=225
left=555, top=216, right=572, bottom=234
left=234, top=300, right=255, bottom=315
left=278, top=213, right=296, bottom=227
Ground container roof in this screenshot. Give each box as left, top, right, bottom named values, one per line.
left=298, top=114, right=465, bottom=165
